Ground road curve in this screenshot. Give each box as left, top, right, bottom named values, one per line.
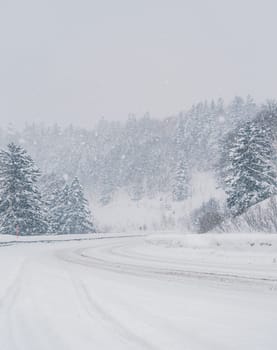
left=0, top=234, right=276, bottom=350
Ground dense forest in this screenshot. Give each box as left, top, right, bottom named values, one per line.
left=1, top=96, right=277, bottom=233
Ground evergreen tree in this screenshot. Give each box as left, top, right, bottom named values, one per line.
left=172, top=117, right=190, bottom=201
left=68, top=177, right=95, bottom=233
left=56, top=178, right=95, bottom=234
left=0, top=143, right=47, bottom=235
left=100, top=167, right=114, bottom=205
left=56, top=184, right=72, bottom=234
left=40, top=173, right=67, bottom=233
left=173, top=158, right=189, bottom=201
left=224, top=121, right=277, bottom=215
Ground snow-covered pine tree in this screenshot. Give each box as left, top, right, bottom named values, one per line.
left=55, top=184, right=72, bottom=234
left=224, top=121, right=277, bottom=216
left=40, top=173, right=67, bottom=233
left=100, top=168, right=114, bottom=205
left=173, top=158, right=189, bottom=201
left=57, top=178, right=95, bottom=234
left=172, top=116, right=190, bottom=201
left=67, top=177, right=95, bottom=233
left=0, top=143, right=48, bottom=235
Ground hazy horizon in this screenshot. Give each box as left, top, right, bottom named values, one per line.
left=1, top=0, right=277, bottom=128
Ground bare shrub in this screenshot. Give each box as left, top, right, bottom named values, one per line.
left=191, top=198, right=223, bottom=233
left=218, top=196, right=277, bottom=233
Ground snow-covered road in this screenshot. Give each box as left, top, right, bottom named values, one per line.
left=0, top=234, right=277, bottom=350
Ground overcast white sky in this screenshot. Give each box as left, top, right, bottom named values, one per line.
left=0, top=0, right=277, bottom=128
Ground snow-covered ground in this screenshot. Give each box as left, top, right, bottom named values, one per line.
left=92, top=171, right=225, bottom=232
left=0, top=233, right=277, bottom=350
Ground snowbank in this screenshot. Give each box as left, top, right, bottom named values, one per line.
left=146, top=233, right=277, bottom=252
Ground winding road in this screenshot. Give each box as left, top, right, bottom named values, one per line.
left=0, top=234, right=276, bottom=350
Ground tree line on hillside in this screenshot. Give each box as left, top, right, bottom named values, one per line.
left=1, top=96, right=277, bottom=233
left=0, top=143, right=95, bottom=235
left=0, top=96, right=259, bottom=204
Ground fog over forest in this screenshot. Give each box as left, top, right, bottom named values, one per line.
left=1, top=96, right=277, bottom=232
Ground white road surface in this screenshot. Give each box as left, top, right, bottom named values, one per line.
left=0, top=234, right=277, bottom=350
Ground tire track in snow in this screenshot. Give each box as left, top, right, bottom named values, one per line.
left=59, top=238, right=277, bottom=289
left=0, top=259, right=28, bottom=350
left=56, top=238, right=240, bottom=350
left=69, top=272, right=159, bottom=350
left=0, top=259, right=27, bottom=310
left=108, top=242, right=277, bottom=287
left=0, top=258, right=67, bottom=350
